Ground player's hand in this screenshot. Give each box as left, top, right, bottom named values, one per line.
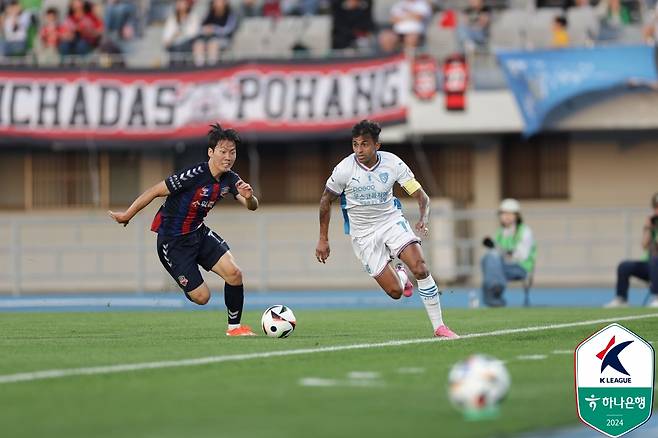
left=315, top=239, right=330, bottom=264
left=236, top=180, right=253, bottom=199
left=108, top=210, right=130, bottom=227
left=415, top=220, right=429, bottom=237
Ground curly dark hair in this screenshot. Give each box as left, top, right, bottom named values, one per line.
left=351, top=119, right=382, bottom=143
left=207, top=122, right=241, bottom=150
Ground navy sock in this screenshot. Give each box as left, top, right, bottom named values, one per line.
left=224, top=283, right=244, bottom=325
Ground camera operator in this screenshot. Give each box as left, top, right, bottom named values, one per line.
left=480, top=199, right=537, bottom=307
left=605, top=193, right=658, bottom=308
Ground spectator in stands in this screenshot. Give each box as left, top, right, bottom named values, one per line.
left=59, top=0, right=103, bottom=56
left=605, top=193, right=658, bottom=308
left=331, top=0, right=375, bottom=52
left=162, top=0, right=200, bottom=64
left=643, top=3, right=658, bottom=43
left=552, top=15, right=570, bottom=46
left=192, top=0, right=238, bottom=66
left=262, top=0, right=282, bottom=17
left=2, top=0, right=32, bottom=56
left=480, top=199, right=537, bottom=307
left=281, top=0, right=320, bottom=16
left=390, top=0, right=432, bottom=50
left=377, top=28, right=400, bottom=53
left=456, top=0, right=491, bottom=53
left=38, top=7, right=62, bottom=64
left=239, top=0, right=262, bottom=17
left=103, top=0, right=137, bottom=45
left=596, top=0, right=631, bottom=40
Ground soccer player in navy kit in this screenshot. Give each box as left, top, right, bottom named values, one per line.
left=109, top=123, right=258, bottom=336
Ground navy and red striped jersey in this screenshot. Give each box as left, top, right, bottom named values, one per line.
left=151, top=162, right=240, bottom=237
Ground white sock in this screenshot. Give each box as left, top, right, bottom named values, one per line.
left=416, top=274, right=444, bottom=330
left=228, top=323, right=240, bottom=330
left=395, top=267, right=409, bottom=289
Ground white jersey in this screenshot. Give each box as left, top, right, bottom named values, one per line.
left=325, top=151, right=417, bottom=238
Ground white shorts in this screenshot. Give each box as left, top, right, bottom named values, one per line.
left=350, top=219, right=421, bottom=278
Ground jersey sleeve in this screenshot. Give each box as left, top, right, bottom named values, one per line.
left=395, top=159, right=421, bottom=195
left=165, top=163, right=206, bottom=195
left=325, top=161, right=349, bottom=196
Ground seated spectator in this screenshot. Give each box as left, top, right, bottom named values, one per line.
left=59, top=0, right=103, bottom=56
left=162, top=0, right=200, bottom=64
left=2, top=0, right=32, bottom=57
left=390, top=0, right=432, bottom=50
left=38, top=7, right=62, bottom=64
left=193, top=0, right=238, bottom=66
left=331, top=0, right=374, bottom=52
left=596, top=0, right=631, bottom=40
left=240, top=0, right=262, bottom=17
left=605, top=193, right=658, bottom=308
left=480, top=199, right=537, bottom=307
left=552, top=15, right=570, bottom=47
left=456, top=0, right=490, bottom=53
left=103, top=0, right=137, bottom=44
left=281, top=0, right=320, bottom=16
left=377, top=28, right=400, bottom=53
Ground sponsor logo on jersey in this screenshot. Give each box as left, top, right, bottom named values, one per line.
left=378, top=172, right=389, bottom=183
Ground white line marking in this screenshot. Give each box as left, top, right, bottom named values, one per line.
left=1, top=313, right=657, bottom=385
left=397, top=367, right=426, bottom=374
left=516, top=355, right=547, bottom=361
left=347, top=371, right=380, bottom=380
left=299, top=378, right=337, bottom=387
left=551, top=350, right=573, bottom=355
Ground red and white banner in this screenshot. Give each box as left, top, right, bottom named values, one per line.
left=0, top=54, right=408, bottom=144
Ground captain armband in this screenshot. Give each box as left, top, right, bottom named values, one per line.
left=401, top=179, right=421, bottom=195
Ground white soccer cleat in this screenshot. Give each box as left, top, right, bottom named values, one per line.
left=603, top=297, right=629, bottom=308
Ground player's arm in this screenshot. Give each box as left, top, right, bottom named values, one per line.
left=108, top=181, right=170, bottom=227
left=316, top=188, right=339, bottom=263
left=235, top=179, right=258, bottom=211
left=403, top=179, right=430, bottom=237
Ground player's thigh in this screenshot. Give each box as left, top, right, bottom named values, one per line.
left=156, top=237, right=206, bottom=297
left=351, top=234, right=389, bottom=278
left=199, top=228, right=238, bottom=280
left=384, top=220, right=424, bottom=274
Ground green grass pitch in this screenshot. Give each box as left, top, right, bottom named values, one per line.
left=1, top=308, right=656, bottom=438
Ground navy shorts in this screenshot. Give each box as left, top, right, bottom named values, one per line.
left=156, top=225, right=230, bottom=293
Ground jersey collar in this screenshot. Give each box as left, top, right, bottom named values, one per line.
left=354, top=153, right=381, bottom=172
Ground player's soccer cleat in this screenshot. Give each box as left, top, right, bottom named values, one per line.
left=603, top=297, right=629, bottom=308
left=395, top=263, right=413, bottom=297
left=647, top=296, right=658, bottom=308
left=225, top=325, right=257, bottom=336
left=434, top=325, right=459, bottom=339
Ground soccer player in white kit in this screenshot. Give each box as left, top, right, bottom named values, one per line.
left=315, top=120, right=458, bottom=338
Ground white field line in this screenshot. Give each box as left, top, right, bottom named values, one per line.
left=1, top=312, right=657, bottom=385
left=516, top=355, right=548, bottom=361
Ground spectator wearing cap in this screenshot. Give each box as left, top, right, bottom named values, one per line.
left=480, top=199, right=537, bottom=307
left=390, top=0, right=432, bottom=50
left=605, top=193, right=658, bottom=308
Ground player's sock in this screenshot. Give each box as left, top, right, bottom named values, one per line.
left=224, top=283, right=244, bottom=327
left=416, top=274, right=444, bottom=330
left=395, top=267, right=408, bottom=289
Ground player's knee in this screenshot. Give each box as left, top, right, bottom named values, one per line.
left=226, top=266, right=243, bottom=285
left=191, top=291, right=210, bottom=305
left=387, top=286, right=403, bottom=300
left=409, top=259, right=429, bottom=279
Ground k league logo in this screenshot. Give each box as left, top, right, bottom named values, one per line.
left=575, top=323, right=655, bottom=437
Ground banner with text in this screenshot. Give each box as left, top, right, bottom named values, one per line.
left=497, top=45, right=658, bottom=136
left=0, top=54, right=408, bottom=144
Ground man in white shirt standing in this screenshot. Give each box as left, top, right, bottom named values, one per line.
left=315, top=119, right=458, bottom=339
left=390, top=0, right=432, bottom=50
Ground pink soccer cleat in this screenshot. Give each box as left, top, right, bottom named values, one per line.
left=395, top=264, right=413, bottom=298
left=434, top=325, right=459, bottom=339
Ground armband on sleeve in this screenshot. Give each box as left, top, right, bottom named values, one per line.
left=402, top=179, right=421, bottom=195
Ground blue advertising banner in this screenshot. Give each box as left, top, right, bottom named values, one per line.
left=497, top=45, right=658, bottom=135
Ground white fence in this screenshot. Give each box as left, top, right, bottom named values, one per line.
left=0, top=204, right=650, bottom=295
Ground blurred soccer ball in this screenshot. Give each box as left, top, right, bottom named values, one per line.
left=261, top=305, right=296, bottom=338
left=448, top=354, right=510, bottom=413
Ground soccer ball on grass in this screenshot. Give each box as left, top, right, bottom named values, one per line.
left=261, top=305, right=296, bottom=338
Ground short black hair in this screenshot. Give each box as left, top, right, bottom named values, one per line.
left=352, top=119, right=382, bottom=143
left=555, top=16, right=567, bottom=27
left=207, top=122, right=241, bottom=150
left=46, top=7, right=58, bottom=15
